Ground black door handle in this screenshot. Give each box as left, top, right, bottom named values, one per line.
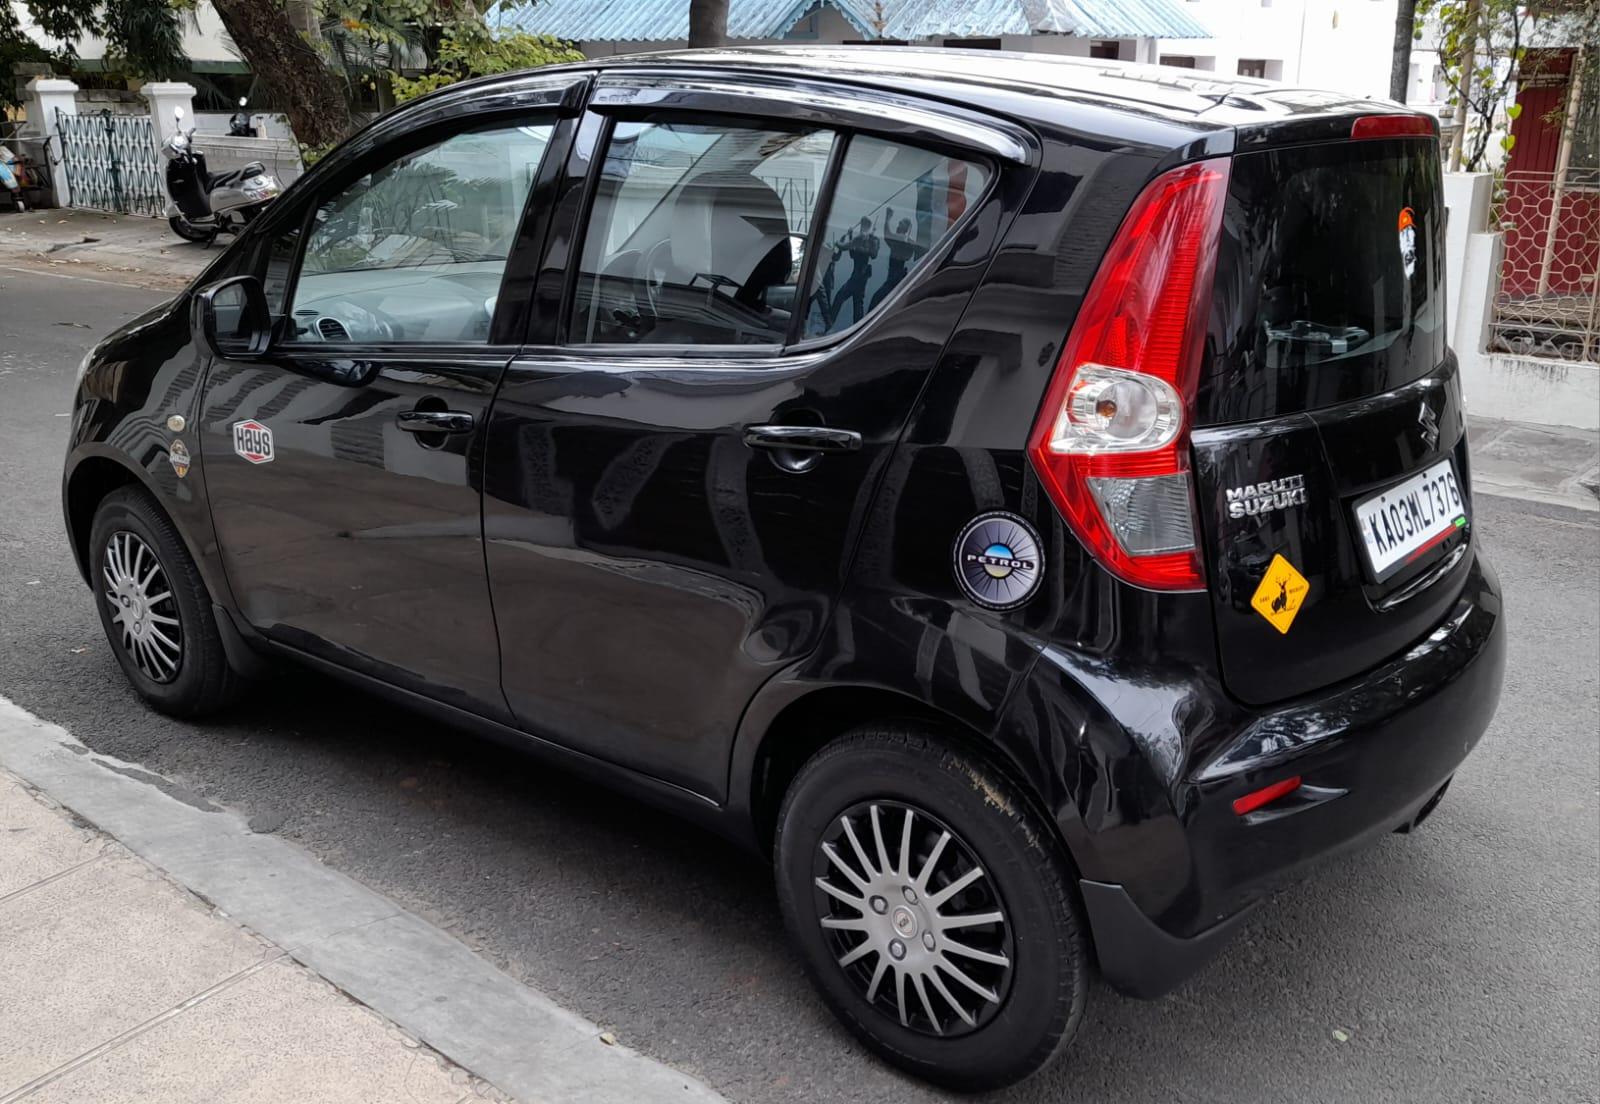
left=397, top=409, right=474, bottom=434
left=743, top=425, right=862, bottom=453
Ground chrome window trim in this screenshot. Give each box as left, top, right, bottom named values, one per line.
left=588, top=73, right=1032, bottom=166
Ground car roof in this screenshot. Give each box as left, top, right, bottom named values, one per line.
left=584, top=45, right=1372, bottom=119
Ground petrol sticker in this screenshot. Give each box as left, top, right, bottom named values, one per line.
left=232, top=420, right=274, bottom=464
left=1250, top=553, right=1310, bottom=635
left=952, top=512, right=1044, bottom=611
left=1398, top=207, right=1417, bottom=279
left=168, top=438, right=191, bottom=479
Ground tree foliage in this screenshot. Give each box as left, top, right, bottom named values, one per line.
left=390, top=27, right=581, bottom=102
left=2, top=0, right=584, bottom=147
left=1418, top=0, right=1527, bottom=171
left=1, top=0, right=189, bottom=80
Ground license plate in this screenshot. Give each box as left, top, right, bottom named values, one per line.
left=1354, top=459, right=1468, bottom=581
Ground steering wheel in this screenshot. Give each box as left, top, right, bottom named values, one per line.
left=641, top=238, right=675, bottom=322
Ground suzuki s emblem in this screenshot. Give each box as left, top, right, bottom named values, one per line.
left=953, top=512, right=1044, bottom=611
left=1418, top=400, right=1441, bottom=451
left=232, top=420, right=274, bottom=464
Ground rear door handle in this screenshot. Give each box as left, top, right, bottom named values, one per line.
left=743, top=425, right=862, bottom=453
left=397, top=410, right=475, bottom=434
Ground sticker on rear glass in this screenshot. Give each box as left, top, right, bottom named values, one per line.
left=1250, top=553, right=1310, bottom=635
left=168, top=438, right=190, bottom=479
left=1398, top=207, right=1417, bottom=278
left=232, top=419, right=274, bottom=464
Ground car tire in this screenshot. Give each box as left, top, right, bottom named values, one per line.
left=89, top=486, right=245, bottom=717
left=774, top=725, right=1089, bottom=1091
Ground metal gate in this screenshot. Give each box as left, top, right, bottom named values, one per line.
left=55, top=109, right=166, bottom=217
left=1490, top=169, right=1600, bottom=364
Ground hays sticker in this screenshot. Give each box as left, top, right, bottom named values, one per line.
left=232, top=420, right=274, bottom=464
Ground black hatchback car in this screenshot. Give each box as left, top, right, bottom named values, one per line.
left=64, top=48, right=1505, bottom=1090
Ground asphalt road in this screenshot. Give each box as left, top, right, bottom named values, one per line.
left=2, top=268, right=1597, bottom=1104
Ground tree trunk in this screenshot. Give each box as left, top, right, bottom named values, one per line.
left=1447, top=0, right=1481, bottom=172
left=688, top=0, right=728, bottom=49
left=1390, top=0, right=1416, bottom=102
left=210, top=0, right=353, bottom=148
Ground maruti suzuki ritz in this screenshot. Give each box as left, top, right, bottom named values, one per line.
left=63, top=48, right=1506, bottom=1090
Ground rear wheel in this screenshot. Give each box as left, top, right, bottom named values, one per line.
left=168, top=214, right=212, bottom=243
left=89, top=487, right=244, bottom=716
left=774, top=726, right=1089, bottom=1091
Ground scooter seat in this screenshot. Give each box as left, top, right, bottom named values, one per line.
left=205, top=162, right=266, bottom=190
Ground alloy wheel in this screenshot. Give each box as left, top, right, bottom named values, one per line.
left=102, top=530, right=182, bottom=683
left=812, top=800, right=1014, bottom=1037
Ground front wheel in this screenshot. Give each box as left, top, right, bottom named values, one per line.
left=168, top=213, right=212, bottom=243
left=89, top=487, right=245, bottom=716
left=774, top=726, right=1090, bottom=1091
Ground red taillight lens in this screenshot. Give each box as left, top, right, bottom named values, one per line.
left=1350, top=113, right=1436, bottom=140
left=1026, top=158, right=1230, bottom=591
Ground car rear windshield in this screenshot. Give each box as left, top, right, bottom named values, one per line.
left=1195, top=138, right=1447, bottom=425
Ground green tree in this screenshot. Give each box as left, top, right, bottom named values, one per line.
left=1, top=0, right=188, bottom=80
left=390, top=26, right=582, bottom=102
left=1419, top=0, right=1526, bottom=170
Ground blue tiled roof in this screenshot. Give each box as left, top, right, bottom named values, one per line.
left=499, top=0, right=1211, bottom=43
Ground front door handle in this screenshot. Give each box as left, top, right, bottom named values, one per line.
left=743, top=425, right=862, bottom=453
left=397, top=409, right=474, bottom=434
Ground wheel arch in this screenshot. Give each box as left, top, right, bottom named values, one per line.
left=64, top=454, right=145, bottom=582
left=738, top=681, right=1068, bottom=869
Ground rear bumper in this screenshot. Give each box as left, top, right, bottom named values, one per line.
left=1020, top=550, right=1505, bottom=998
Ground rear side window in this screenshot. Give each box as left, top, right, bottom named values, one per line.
left=569, top=119, right=834, bottom=346
left=568, top=120, right=991, bottom=349
left=802, top=138, right=990, bottom=338
left=1199, top=138, right=1446, bottom=423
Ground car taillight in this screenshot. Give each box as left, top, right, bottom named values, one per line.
left=1027, top=158, right=1230, bottom=591
left=1350, top=113, right=1437, bottom=140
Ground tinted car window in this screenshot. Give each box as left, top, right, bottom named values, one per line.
left=279, top=119, right=554, bottom=344
left=570, top=119, right=834, bottom=346
left=1197, top=138, right=1446, bottom=423
left=802, top=138, right=989, bottom=338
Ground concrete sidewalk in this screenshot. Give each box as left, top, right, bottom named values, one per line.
left=0, top=771, right=484, bottom=1104
left=0, top=209, right=212, bottom=288
left=0, top=697, right=726, bottom=1104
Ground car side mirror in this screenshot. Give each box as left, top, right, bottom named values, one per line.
left=193, top=276, right=271, bottom=358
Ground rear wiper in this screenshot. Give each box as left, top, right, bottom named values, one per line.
left=1263, top=320, right=1371, bottom=354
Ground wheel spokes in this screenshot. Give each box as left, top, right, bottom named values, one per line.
left=100, top=531, right=181, bottom=684
left=814, top=799, right=1012, bottom=1039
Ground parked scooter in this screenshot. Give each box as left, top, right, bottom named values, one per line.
left=161, top=105, right=280, bottom=244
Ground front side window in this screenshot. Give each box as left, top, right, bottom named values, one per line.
left=278, top=118, right=554, bottom=344
left=570, top=119, right=834, bottom=346
left=801, top=138, right=990, bottom=338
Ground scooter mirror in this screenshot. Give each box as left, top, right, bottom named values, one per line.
left=174, top=106, right=185, bottom=121
left=238, top=97, right=247, bottom=107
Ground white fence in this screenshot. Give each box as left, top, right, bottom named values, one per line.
left=194, top=134, right=305, bottom=189
left=20, top=78, right=304, bottom=212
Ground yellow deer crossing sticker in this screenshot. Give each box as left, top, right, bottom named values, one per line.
left=1250, top=554, right=1310, bottom=634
